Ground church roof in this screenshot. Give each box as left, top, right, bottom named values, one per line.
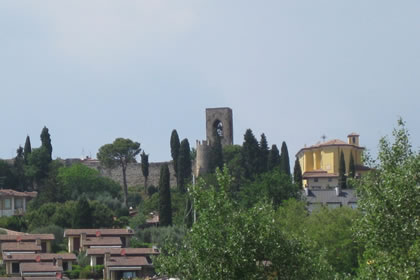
left=296, top=138, right=364, bottom=156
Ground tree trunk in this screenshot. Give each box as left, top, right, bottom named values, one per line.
left=122, top=165, right=128, bottom=208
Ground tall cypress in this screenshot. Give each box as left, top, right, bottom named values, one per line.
left=72, top=197, right=92, bottom=228
left=279, top=141, right=291, bottom=176
left=338, top=151, right=347, bottom=188
left=293, top=157, right=303, bottom=188
left=14, top=146, right=26, bottom=191
left=159, top=163, right=172, bottom=226
left=349, top=152, right=355, bottom=178
left=170, top=130, right=180, bottom=181
left=24, top=136, right=32, bottom=164
left=40, top=126, right=52, bottom=162
left=141, top=151, right=149, bottom=191
left=177, top=139, right=192, bottom=193
left=259, top=133, right=269, bottom=173
left=241, top=129, right=260, bottom=179
left=267, top=144, right=280, bottom=171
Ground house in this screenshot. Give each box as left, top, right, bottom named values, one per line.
left=296, top=133, right=369, bottom=189
left=103, top=252, right=154, bottom=280
left=303, top=187, right=358, bottom=212
left=1, top=242, right=42, bottom=255
left=20, top=261, right=64, bottom=278
left=0, top=234, right=54, bottom=253
left=87, top=247, right=159, bottom=266
left=0, top=190, right=37, bottom=217
left=2, top=253, right=76, bottom=275
left=64, top=229, right=134, bottom=253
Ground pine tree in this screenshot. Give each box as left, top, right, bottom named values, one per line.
left=259, top=133, right=269, bottom=173
left=40, top=126, right=52, bottom=162
left=209, top=134, right=223, bottom=173
left=170, top=130, right=180, bottom=181
left=293, top=157, right=303, bottom=188
left=241, top=129, right=260, bottom=179
left=349, top=153, right=355, bottom=178
left=141, top=151, right=149, bottom=191
left=177, top=139, right=192, bottom=193
left=159, top=163, right=172, bottom=226
left=279, top=141, right=291, bottom=176
left=338, top=151, right=347, bottom=188
left=268, top=144, right=280, bottom=170
left=24, top=136, right=32, bottom=164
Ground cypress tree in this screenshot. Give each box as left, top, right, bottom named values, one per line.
left=24, top=136, right=32, bottom=164
left=241, top=129, right=260, bottom=179
left=338, top=151, right=347, bottom=188
left=349, top=152, right=355, bottom=178
left=14, top=146, right=26, bottom=191
left=293, top=157, right=303, bottom=188
left=259, top=133, right=269, bottom=173
left=177, top=139, right=192, bottom=193
left=170, top=130, right=180, bottom=181
left=267, top=144, right=280, bottom=171
left=209, top=135, right=223, bottom=173
left=73, top=197, right=92, bottom=228
left=279, top=141, right=291, bottom=176
left=159, top=163, right=172, bottom=226
left=141, top=151, right=149, bottom=191
left=40, top=126, right=52, bottom=162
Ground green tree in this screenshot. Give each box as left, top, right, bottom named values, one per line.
left=170, top=129, right=180, bottom=181
left=293, top=157, right=303, bottom=188
left=279, top=141, right=290, bottom=176
left=24, top=135, right=32, bottom=164
left=25, top=147, right=50, bottom=187
left=141, top=151, right=149, bottom=191
left=155, top=168, right=333, bottom=279
left=90, top=200, right=114, bottom=228
left=159, top=163, right=172, bottom=227
left=177, top=139, right=191, bottom=193
left=241, top=129, right=260, bottom=179
left=97, top=138, right=141, bottom=207
left=13, top=146, right=26, bottom=191
left=338, top=151, right=347, bottom=188
left=209, top=134, right=223, bottom=173
left=259, top=133, right=269, bottom=173
left=355, top=119, right=420, bottom=279
left=40, top=126, right=53, bottom=162
left=348, top=152, right=355, bottom=178
left=267, top=144, right=280, bottom=171
left=72, top=197, right=92, bottom=228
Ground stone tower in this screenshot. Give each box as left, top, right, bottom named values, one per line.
left=205, top=107, right=233, bottom=146
left=195, top=107, right=233, bottom=177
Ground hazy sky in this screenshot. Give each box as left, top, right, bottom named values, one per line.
left=1, top=1, right=419, bottom=162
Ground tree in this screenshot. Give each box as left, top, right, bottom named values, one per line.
left=241, top=129, right=260, bottom=179
left=177, top=139, right=192, bottom=193
left=338, top=151, right=347, bottom=188
left=279, top=141, right=290, bottom=176
left=159, top=163, right=172, bottom=227
left=24, top=135, right=32, bottom=164
left=14, top=146, right=26, bottom=191
left=293, top=157, right=303, bottom=188
left=97, top=138, right=141, bottom=207
left=348, top=152, right=355, bottom=178
left=267, top=144, right=280, bottom=171
left=40, top=126, right=52, bottom=162
left=170, top=130, right=180, bottom=181
left=25, top=147, right=50, bottom=187
left=155, top=167, right=333, bottom=279
left=209, top=134, right=223, bottom=173
left=72, top=197, right=92, bottom=229
left=355, top=119, right=420, bottom=279
left=141, top=151, right=149, bottom=191
left=258, top=133, right=269, bottom=173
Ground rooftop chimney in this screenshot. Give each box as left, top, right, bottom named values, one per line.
left=335, top=186, right=341, bottom=196
left=56, top=256, right=63, bottom=268
left=35, top=238, right=41, bottom=246
left=304, top=186, right=309, bottom=196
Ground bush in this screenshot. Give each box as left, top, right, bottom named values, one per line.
left=31, top=225, right=65, bottom=253
left=147, top=185, right=158, bottom=197
left=135, top=225, right=186, bottom=248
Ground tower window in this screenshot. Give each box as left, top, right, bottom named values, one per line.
left=213, top=120, right=223, bottom=137
left=352, top=137, right=356, bottom=144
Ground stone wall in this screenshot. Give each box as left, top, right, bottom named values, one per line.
left=65, top=159, right=177, bottom=188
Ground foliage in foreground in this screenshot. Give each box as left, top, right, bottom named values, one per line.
left=155, top=167, right=333, bottom=280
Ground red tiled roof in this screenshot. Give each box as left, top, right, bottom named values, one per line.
left=20, top=262, right=62, bottom=273
left=2, top=253, right=76, bottom=261
left=106, top=256, right=151, bottom=267
left=303, top=170, right=339, bottom=178
left=83, top=237, right=122, bottom=246
left=64, top=229, right=134, bottom=237
left=0, top=189, right=37, bottom=198
left=296, top=138, right=364, bottom=156
left=87, top=247, right=159, bottom=256
left=0, top=234, right=54, bottom=241
left=1, top=242, right=41, bottom=252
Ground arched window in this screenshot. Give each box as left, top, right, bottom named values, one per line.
left=213, top=120, right=223, bottom=137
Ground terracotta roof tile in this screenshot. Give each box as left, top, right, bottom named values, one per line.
left=83, top=236, right=122, bottom=246
left=20, top=262, right=62, bottom=273
left=106, top=256, right=151, bottom=267
left=87, top=247, right=159, bottom=256
left=0, top=234, right=54, bottom=241
left=0, top=189, right=37, bottom=198
left=303, top=171, right=339, bottom=178
left=1, top=242, right=41, bottom=252
left=2, top=253, right=76, bottom=261
left=64, top=228, right=134, bottom=237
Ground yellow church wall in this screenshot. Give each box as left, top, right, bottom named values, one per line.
left=320, top=149, right=334, bottom=173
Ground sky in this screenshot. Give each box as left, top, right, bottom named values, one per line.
left=1, top=0, right=419, bottom=163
